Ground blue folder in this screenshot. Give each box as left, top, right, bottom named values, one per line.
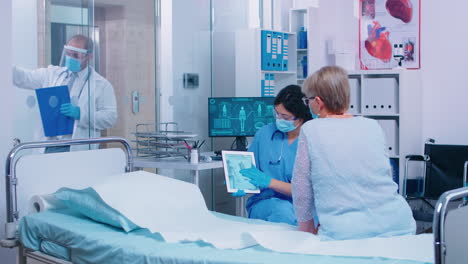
left=35, top=85, right=74, bottom=137
left=276, top=33, right=283, bottom=71
left=271, top=31, right=279, bottom=70
left=282, top=33, right=289, bottom=71
left=261, top=30, right=273, bottom=71
left=261, top=72, right=266, bottom=97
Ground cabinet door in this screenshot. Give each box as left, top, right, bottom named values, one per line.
left=362, top=78, right=398, bottom=115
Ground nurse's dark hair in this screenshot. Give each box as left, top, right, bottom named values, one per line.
left=274, top=84, right=312, bottom=121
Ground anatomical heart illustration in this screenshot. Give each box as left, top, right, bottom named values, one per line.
left=386, top=0, right=413, bottom=23
left=365, top=21, right=392, bottom=62
left=360, top=0, right=420, bottom=69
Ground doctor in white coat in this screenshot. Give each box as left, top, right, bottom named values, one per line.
left=13, top=34, right=117, bottom=152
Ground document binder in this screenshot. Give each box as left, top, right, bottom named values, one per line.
left=261, top=72, right=267, bottom=96
left=35, top=85, right=74, bottom=137
left=378, top=119, right=398, bottom=157
left=282, top=33, right=289, bottom=71
left=271, top=32, right=279, bottom=71
left=276, top=33, right=283, bottom=71
left=261, top=30, right=273, bottom=71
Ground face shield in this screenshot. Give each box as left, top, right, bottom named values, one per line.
left=59, top=45, right=89, bottom=72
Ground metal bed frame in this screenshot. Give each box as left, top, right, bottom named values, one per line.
left=1, top=138, right=467, bottom=264
left=1, top=137, right=133, bottom=250
left=433, top=186, right=468, bottom=264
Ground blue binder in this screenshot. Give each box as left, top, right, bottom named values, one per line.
left=276, top=33, right=283, bottom=71
left=271, top=32, right=279, bottom=71
left=282, top=33, right=289, bottom=71
left=262, top=73, right=270, bottom=97
left=261, top=30, right=273, bottom=71
left=35, top=85, right=74, bottom=137
left=261, top=72, right=266, bottom=97
left=269, top=73, right=275, bottom=96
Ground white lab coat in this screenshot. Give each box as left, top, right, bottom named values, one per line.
left=13, top=65, right=117, bottom=151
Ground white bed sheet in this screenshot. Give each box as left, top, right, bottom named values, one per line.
left=93, top=171, right=433, bottom=263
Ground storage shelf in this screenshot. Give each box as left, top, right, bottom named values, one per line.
left=353, top=113, right=400, bottom=117
left=261, top=70, right=297, bottom=74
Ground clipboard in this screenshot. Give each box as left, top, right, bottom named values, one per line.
left=35, top=85, right=74, bottom=137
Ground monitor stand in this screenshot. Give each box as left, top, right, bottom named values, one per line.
left=232, top=136, right=247, bottom=151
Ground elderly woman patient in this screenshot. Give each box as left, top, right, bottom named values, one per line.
left=292, top=66, right=416, bottom=240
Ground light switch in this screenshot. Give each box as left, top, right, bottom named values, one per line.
left=183, top=73, right=199, bottom=88
left=132, top=91, right=139, bottom=114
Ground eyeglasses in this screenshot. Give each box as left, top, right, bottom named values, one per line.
left=302, top=96, right=316, bottom=106
left=274, top=111, right=297, bottom=121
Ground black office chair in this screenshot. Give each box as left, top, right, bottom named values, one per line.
left=403, top=139, right=468, bottom=224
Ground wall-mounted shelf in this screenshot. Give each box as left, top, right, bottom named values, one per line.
left=261, top=71, right=297, bottom=75
left=235, top=29, right=298, bottom=97
left=290, top=7, right=316, bottom=85
left=347, top=70, right=422, bottom=193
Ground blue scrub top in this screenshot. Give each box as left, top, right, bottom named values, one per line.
left=246, top=123, right=298, bottom=210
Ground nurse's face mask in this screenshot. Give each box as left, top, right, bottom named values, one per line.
left=59, top=45, right=88, bottom=72
left=274, top=107, right=298, bottom=133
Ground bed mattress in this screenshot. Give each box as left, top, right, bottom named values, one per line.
left=19, top=209, right=431, bottom=264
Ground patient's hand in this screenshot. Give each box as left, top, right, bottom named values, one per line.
left=299, top=219, right=319, bottom=234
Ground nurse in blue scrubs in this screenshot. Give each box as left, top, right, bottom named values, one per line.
left=235, top=85, right=312, bottom=225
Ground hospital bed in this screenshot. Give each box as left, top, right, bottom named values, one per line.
left=0, top=138, right=466, bottom=264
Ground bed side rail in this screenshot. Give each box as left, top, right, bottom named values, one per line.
left=2, top=137, right=133, bottom=245
left=433, top=186, right=468, bottom=264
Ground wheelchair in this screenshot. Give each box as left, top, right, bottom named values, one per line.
left=403, top=139, right=468, bottom=230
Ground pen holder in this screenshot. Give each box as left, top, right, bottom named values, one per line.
left=189, top=149, right=200, bottom=164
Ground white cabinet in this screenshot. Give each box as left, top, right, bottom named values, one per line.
left=289, top=6, right=322, bottom=84
left=235, top=29, right=297, bottom=97
left=290, top=8, right=312, bottom=85
left=348, top=70, right=422, bottom=193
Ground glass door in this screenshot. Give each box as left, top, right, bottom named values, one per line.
left=12, top=0, right=158, bottom=151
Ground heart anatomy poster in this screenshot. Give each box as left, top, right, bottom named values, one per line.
left=359, top=0, right=420, bottom=69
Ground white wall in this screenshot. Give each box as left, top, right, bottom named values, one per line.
left=313, top=0, right=468, bottom=146
left=0, top=0, right=16, bottom=261
left=420, top=1, right=468, bottom=144
left=159, top=0, right=215, bottom=208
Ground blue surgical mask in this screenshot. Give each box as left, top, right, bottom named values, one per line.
left=65, top=56, right=82, bottom=72
left=310, top=107, right=319, bottom=119
left=276, top=118, right=297, bottom=133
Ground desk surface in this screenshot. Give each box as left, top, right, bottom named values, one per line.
left=134, top=154, right=223, bottom=171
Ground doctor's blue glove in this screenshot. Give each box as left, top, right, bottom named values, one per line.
left=240, top=167, right=272, bottom=189
left=60, top=103, right=80, bottom=120
left=231, top=190, right=246, bottom=197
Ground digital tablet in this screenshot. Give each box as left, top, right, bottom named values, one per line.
left=221, top=150, right=260, bottom=194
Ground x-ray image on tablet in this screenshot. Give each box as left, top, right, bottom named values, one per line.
left=222, top=151, right=260, bottom=194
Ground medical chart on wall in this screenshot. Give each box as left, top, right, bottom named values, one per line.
left=359, top=0, right=420, bottom=69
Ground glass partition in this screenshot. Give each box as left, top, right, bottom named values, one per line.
left=12, top=0, right=99, bottom=152
left=12, top=0, right=157, bottom=151
left=11, top=0, right=260, bottom=212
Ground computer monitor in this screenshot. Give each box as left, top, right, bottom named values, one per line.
left=208, top=97, right=275, bottom=150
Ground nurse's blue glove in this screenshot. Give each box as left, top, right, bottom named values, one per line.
left=231, top=190, right=246, bottom=197
left=240, top=167, right=272, bottom=189
left=60, top=103, right=80, bottom=120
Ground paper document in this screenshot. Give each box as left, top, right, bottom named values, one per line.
left=35, top=86, right=74, bottom=137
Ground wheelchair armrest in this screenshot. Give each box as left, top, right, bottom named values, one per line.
left=405, top=155, right=425, bottom=161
